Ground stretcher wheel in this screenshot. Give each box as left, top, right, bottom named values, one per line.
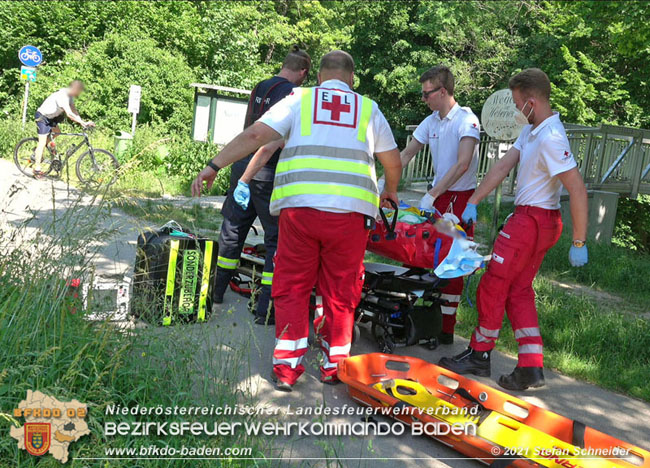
left=371, top=322, right=395, bottom=354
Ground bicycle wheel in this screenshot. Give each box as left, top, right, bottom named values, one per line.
left=13, top=137, right=54, bottom=178
left=75, top=149, right=120, bottom=186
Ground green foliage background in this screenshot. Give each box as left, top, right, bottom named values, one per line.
left=1, top=0, right=649, bottom=181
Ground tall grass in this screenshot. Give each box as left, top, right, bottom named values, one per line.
left=0, top=185, right=269, bottom=467
left=455, top=273, right=650, bottom=401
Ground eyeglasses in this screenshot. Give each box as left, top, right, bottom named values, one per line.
left=422, top=86, right=443, bottom=99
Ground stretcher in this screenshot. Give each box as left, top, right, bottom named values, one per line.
left=356, top=263, right=446, bottom=352
left=338, top=353, right=650, bottom=468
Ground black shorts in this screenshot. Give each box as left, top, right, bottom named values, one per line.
left=35, top=111, right=65, bottom=135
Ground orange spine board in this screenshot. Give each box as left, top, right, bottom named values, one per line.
left=338, top=353, right=650, bottom=468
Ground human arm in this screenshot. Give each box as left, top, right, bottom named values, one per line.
left=400, top=137, right=425, bottom=168
left=557, top=167, right=589, bottom=266
left=191, top=122, right=282, bottom=196
left=459, top=145, right=520, bottom=225
left=66, top=101, right=93, bottom=127
left=240, top=139, right=285, bottom=184
left=376, top=148, right=402, bottom=207
left=377, top=133, right=425, bottom=193
left=467, top=146, right=520, bottom=205
left=428, top=136, right=477, bottom=198
left=557, top=167, right=588, bottom=241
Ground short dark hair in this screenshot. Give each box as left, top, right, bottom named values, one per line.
left=319, top=50, right=355, bottom=74
left=419, top=65, right=454, bottom=96
left=282, top=46, right=311, bottom=72
left=509, top=68, right=551, bottom=100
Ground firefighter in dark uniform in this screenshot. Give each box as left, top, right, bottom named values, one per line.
left=212, top=47, right=312, bottom=325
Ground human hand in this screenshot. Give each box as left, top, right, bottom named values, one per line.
left=380, top=190, right=399, bottom=209
left=418, top=192, right=435, bottom=210
left=461, top=203, right=478, bottom=226
left=569, top=244, right=588, bottom=267
left=233, top=180, right=250, bottom=209
left=191, top=166, right=218, bottom=197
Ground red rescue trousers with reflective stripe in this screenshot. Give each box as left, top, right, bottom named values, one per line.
left=272, top=208, right=367, bottom=385
left=470, top=206, right=562, bottom=367
left=433, top=189, right=475, bottom=334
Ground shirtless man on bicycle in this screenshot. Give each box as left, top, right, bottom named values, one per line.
left=33, top=80, right=94, bottom=178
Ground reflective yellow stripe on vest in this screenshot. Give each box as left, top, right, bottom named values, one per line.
left=357, top=97, right=373, bottom=142
left=301, top=88, right=313, bottom=136
left=271, top=183, right=378, bottom=206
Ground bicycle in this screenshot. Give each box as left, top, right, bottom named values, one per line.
left=14, top=129, right=120, bottom=186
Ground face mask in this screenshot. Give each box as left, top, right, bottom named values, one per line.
left=515, top=100, right=533, bottom=125
left=433, top=238, right=489, bottom=279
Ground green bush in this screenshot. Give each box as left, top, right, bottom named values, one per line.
left=613, top=195, right=650, bottom=253
left=0, top=117, right=31, bottom=160
left=10, top=29, right=195, bottom=137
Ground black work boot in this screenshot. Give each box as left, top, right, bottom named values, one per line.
left=212, top=269, right=233, bottom=304
left=270, top=371, right=293, bottom=392
left=254, top=308, right=275, bottom=325
left=439, top=332, right=454, bottom=345
left=254, top=287, right=274, bottom=325
left=438, top=347, right=491, bottom=377
left=498, top=366, right=545, bottom=391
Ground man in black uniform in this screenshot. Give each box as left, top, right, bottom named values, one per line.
left=212, top=47, right=311, bottom=325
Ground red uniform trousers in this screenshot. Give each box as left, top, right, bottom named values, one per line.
left=433, top=189, right=475, bottom=334
left=271, top=208, right=368, bottom=385
left=470, top=205, right=563, bottom=367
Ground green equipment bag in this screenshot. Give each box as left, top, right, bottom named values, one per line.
left=132, top=223, right=218, bottom=326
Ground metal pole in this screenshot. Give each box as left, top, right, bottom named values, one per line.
left=131, top=112, right=137, bottom=136
left=21, top=81, right=30, bottom=129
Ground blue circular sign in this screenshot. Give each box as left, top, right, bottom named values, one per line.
left=18, top=45, right=42, bottom=67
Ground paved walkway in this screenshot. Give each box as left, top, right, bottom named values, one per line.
left=2, top=158, right=649, bottom=467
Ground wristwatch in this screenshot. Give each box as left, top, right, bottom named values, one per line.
left=572, top=240, right=586, bottom=248
left=206, top=160, right=220, bottom=172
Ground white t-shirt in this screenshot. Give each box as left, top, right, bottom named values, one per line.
left=37, top=88, right=74, bottom=119
left=513, top=113, right=577, bottom=209
left=412, top=103, right=480, bottom=191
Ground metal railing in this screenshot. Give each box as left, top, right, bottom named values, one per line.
left=402, top=123, right=650, bottom=198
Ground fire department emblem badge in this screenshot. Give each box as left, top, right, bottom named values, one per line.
left=25, top=422, right=51, bottom=456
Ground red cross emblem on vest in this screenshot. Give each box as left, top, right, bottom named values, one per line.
left=322, top=95, right=351, bottom=121
left=314, top=88, right=358, bottom=128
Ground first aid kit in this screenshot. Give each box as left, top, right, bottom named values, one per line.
left=132, top=222, right=218, bottom=326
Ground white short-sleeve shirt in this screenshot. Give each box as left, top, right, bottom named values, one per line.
left=37, top=88, right=74, bottom=119
left=412, top=103, right=480, bottom=191
left=513, top=113, right=577, bottom=209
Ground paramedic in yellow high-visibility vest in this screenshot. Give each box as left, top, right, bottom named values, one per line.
left=191, top=51, right=402, bottom=392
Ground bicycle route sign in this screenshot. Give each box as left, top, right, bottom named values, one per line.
left=21, top=66, right=37, bottom=82
left=18, top=45, right=42, bottom=67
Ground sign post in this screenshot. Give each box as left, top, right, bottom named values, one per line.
left=128, top=85, right=141, bottom=136
left=480, top=89, right=525, bottom=242
left=18, top=45, right=42, bottom=130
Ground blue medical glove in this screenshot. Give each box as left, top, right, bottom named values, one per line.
left=461, top=203, right=478, bottom=226
left=233, top=180, right=250, bottom=210
left=569, top=244, right=588, bottom=267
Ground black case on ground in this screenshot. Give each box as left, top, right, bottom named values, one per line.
left=132, top=226, right=218, bottom=326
